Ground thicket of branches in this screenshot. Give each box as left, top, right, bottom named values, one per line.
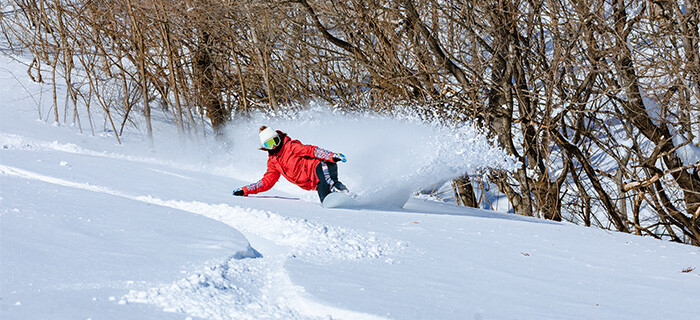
left=2, top=0, right=699, bottom=245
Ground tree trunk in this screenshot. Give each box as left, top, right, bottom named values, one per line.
left=126, top=0, right=153, bottom=149
left=454, top=174, right=478, bottom=208
left=194, top=30, right=227, bottom=137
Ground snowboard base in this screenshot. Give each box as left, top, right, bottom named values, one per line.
left=322, top=192, right=359, bottom=208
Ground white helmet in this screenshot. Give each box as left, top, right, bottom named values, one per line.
left=259, top=126, right=281, bottom=150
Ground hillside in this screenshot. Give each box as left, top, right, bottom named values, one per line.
left=2, top=54, right=700, bottom=320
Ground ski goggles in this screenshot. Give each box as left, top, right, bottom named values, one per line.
left=262, top=136, right=281, bottom=150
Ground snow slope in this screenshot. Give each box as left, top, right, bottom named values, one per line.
left=2, top=54, right=700, bottom=320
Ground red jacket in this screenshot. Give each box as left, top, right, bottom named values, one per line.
left=242, top=132, right=335, bottom=195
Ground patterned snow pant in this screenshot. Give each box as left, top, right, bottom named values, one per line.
left=315, top=162, right=348, bottom=202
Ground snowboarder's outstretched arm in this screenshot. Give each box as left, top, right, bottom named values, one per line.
left=233, top=163, right=281, bottom=196
left=316, top=147, right=346, bottom=162
left=289, top=140, right=347, bottom=163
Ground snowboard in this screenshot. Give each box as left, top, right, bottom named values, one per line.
left=322, top=192, right=359, bottom=208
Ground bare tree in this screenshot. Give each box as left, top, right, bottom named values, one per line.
left=3, top=0, right=698, bottom=244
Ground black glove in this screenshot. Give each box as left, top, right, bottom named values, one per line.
left=233, top=188, right=245, bottom=196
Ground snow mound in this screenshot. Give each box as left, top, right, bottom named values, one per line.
left=123, top=253, right=388, bottom=320
left=124, top=256, right=304, bottom=320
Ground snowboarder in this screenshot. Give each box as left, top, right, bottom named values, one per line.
left=232, top=126, right=349, bottom=202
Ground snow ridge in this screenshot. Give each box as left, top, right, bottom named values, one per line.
left=129, top=197, right=403, bottom=320
left=138, top=197, right=405, bottom=262
left=0, top=164, right=404, bottom=262
left=0, top=133, right=181, bottom=168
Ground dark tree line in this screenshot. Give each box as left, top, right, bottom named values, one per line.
left=2, top=0, right=699, bottom=244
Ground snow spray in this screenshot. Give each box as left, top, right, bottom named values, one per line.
left=219, top=103, right=516, bottom=206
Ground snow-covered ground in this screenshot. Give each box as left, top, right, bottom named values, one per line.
left=2, top=53, right=700, bottom=320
